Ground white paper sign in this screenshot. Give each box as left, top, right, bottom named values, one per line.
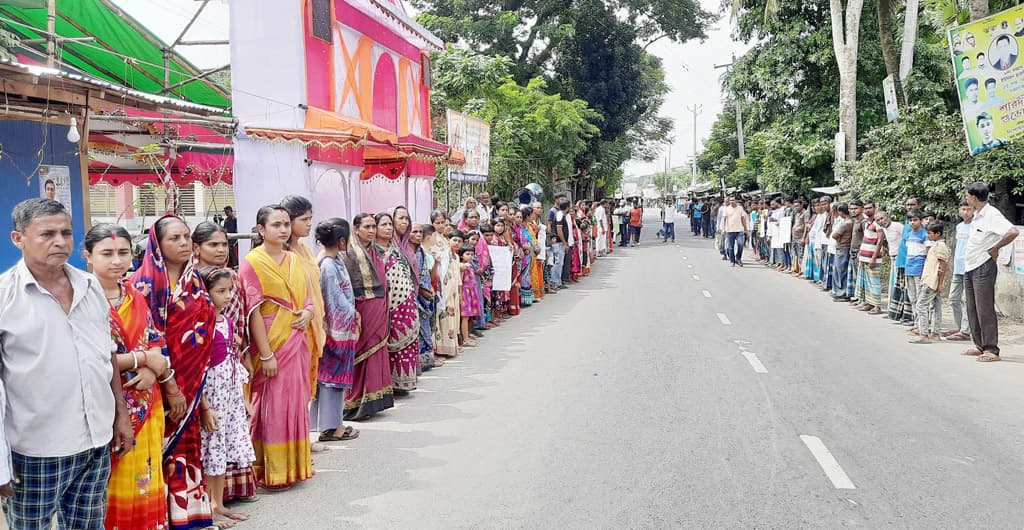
left=488, top=245, right=512, bottom=291
left=779, top=216, right=792, bottom=245
left=770, top=221, right=783, bottom=248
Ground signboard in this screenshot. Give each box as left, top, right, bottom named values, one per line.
left=39, top=165, right=72, bottom=217
left=949, top=5, right=1024, bottom=155
left=883, top=75, right=899, bottom=122
left=446, top=109, right=491, bottom=183
left=488, top=245, right=512, bottom=291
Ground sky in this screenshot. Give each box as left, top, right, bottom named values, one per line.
left=113, top=0, right=745, bottom=180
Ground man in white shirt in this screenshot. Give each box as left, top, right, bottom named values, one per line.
left=660, top=201, right=675, bottom=243
left=594, top=200, right=609, bottom=253
left=0, top=199, right=133, bottom=529
left=962, top=183, right=1020, bottom=362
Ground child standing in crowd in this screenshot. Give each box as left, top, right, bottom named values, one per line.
left=946, top=201, right=975, bottom=341
left=902, top=211, right=928, bottom=328
left=910, top=222, right=950, bottom=344
left=458, top=245, right=481, bottom=348
left=198, top=266, right=256, bottom=528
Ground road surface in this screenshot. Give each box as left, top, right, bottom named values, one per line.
left=242, top=211, right=1024, bottom=529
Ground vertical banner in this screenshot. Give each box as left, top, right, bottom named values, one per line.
left=39, top=165, right=73, bottom=217
left=949, top=5, right=1024, bottom=155
left=446, top=109, right=491, bottom=183
left=883, top=75, right=899, bottom=122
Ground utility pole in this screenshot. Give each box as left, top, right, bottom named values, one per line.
left=686, top=104, right=702, bottom=189
left=714, top=54, right=745, bottom=159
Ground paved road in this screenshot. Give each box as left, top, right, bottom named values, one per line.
left=243, top=211, right=1024, bottom=529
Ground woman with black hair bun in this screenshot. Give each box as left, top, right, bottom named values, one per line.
left=310, top=218, right=360, bottom=441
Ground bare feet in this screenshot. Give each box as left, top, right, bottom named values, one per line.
left=212, top=515, right=237, bottom=529
left=215, top=506, right=250, bottom=522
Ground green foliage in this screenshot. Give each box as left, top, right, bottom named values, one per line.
left=431, top=48, right=600, bottom=201
left=851, top=104, right=1024, bottom=218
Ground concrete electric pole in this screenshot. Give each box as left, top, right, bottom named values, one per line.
left=686, top=104, right=702, bottom=189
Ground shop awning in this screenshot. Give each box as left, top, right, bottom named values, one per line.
left=304, top=107, right=399, bottom=145
left=89, top=108, right=233, bottom=186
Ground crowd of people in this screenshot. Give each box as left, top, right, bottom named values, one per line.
left=0, top=190, right=623, bottom=530
left=695, top=182, right=1019, bottom=360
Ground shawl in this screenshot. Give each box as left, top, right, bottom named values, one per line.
left=391, top=207, right=421, bottom=280
left=291, top=239, right=327, bottom=361
left=341, top=238, right=385, bottom=301
left=129, top=215, right=216, bottom=454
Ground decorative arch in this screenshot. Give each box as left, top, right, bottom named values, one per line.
left=372, top=53, right=398, bottom=132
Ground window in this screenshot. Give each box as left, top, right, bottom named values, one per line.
left=311, top=0, right=332, bottom=42
left=89, top=183, right=118, bottom=217
left=202, top=182, right=236, bottom=217
left=138, top=183, right=197, bottom=216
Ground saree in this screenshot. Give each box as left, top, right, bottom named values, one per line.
left=434, top=244, right=461, bottom=357
left=473, top=237, right=493, bottom=329
left=527, top=223, right=545, bottom=300
left=378, top=243, right=420, bottom=391
left=106, top=285, right=168, bottom=530
left=239, top=247, right=314, bottom=488
left=292, top=240, right=327, bottom=399
left=517, top=225, right=535, bottom=307
left=130, top=217, right=216, bottom=530
left=341, top=240, right=394, bottom=420
left=415, top=247, right=436, bottom=370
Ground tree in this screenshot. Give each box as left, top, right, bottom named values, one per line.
left=830, top=0, right=866, bottom=162
left=430, top=48, right=600, bottom=200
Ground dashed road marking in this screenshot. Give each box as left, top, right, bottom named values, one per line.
left=741, top=351, right=768, bottom=373
left=800, top=435, right=857, bottom=490
left=716, top=313, right=731, bottom=325
left=692, top=274, right=700, bottom=280
left=702, top=290, right=712, bottom=298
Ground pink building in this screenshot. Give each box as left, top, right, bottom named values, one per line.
left=231, top=0, right=457, bottom=240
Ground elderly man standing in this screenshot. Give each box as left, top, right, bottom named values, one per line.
left=0, top=199, right=133, bottom=529
left=962, top=183, right=1019, bottom=362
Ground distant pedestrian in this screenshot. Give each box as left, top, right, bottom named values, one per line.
left=222, top=205, right=239, bottom=267
left=961, top=182, right=1019, bottom=362
left=721, top=196, right=749, bottom=267
left=660, top=201, right=675, bottom=242
left=629, top=201, right=643, bottom=246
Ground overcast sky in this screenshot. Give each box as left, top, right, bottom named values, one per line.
left=113, top=0, right=744, bottom=180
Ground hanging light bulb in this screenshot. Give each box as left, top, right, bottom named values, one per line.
left=67, top=117, right=81, bottom=144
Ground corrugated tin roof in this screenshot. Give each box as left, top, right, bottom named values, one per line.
left=0, top=0, right=230, bottom=108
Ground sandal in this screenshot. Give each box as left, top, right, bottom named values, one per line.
left=977, top=352, right=1001, bottom=362
left=319, top=426, right=360, bottom=442
left=961, top=347, right=983, bottom=356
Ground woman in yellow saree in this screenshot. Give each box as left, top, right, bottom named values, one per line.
left=239, top=206, right=316, bottom=489
left=281, top=195, right=326, bottom=398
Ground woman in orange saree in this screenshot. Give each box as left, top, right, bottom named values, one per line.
left=86, top=224, right=173, bottom=530
left=239, top=206, right=316, bottom=489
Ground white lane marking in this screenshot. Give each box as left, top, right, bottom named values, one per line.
left=799, top=435, right=857, bottom=490
left=741, top=351, right=768, bottom=373
left=702, top=290, right=712, bottom=298
left=692, top=274, right=700, bottom=280
left=688, top=264, right=694, bottom=269
left=417, top=375, right=448, bottom=380
left=716, top=313, right=731, bottom=325
left=683, top=256, right=689, bottom=260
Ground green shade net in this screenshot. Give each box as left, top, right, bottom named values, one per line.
left=0, top=0, right=230, bottom=110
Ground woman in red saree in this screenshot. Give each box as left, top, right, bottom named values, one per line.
left=341, top=213, right=395, bottom=420
left=131, top=216, right=217, bottom=530
left=239, top=205, right=317, bottom=489
left=86, top=224, right=174, bottom=530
